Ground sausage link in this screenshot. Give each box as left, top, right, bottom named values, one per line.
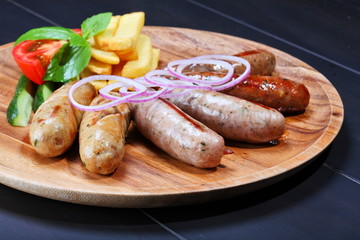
left=79, top=95, right=131, bottom=175
left=234, top=50, right=276, bottom=76
left=181, top=50, right=275, bottom=76
left=29, top=83, right=96, bottom=157
left=131, top=98, right=224, bottom=168
left=169, top=90, right=285, bottom=143
left=223, top=75, right=310, bottom=114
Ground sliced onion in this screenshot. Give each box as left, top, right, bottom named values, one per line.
left=145, top=70, right=212, bottom=90
left=69, top=54, right=251, bottom=111
left=126, top=88, right=169, bottom=103
left=69, top=75, right=147, bottom=111
left=161, top=88, right=194, bottom=98
left=167, top=59, right=234, bottom=85
left=99, top=82, right=146, bottom=101
left=192, top=54, right=248, bottom=63
left=211, top=58, right=251, bottom=91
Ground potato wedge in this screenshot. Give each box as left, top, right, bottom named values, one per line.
left=116, top=49, right=138, bottom=61
left=91, top=47, right=120, bottom=65
left=90, top=80, right=108, bottom=91
left=94, top=15, right=121, bottom=50
left=107, top=12, right=145, bottom=51
left=150, top=48, right=160, bottom=71
left=88, top=37, right=97, bottom=47
left=112, top=61, right=127, bottom=76
left=88, top=58, right=112, bottom=75
left=121, top=34, right=152, bottom=78
left=80, top=67, right=95, bottom=79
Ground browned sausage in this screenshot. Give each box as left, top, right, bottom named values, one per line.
left=79, top=95, right=131, bottom=175
left=223, top=75, right=310, bottom=114
left=181, top=50, right=275, bottom=76
left=234, top=50, right=276, bottom=76
left=131, top=98, right=224, bottom=168
left=29, top=82, right=96, bottom=157
left=169, top=90, right=285, bottom=143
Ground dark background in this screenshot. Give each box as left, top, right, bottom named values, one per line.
left=1, top=0, right=359, bottom=239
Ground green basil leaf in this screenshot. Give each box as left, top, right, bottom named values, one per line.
left=44, top=43, right=91, bottom=82
left=81, top=12, right=112, bottom=39
left=69, top=32, right=89, bottom=47
left=15, top=27, right=74, bottom=45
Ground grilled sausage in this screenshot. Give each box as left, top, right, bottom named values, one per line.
left=234, top=50, right=276, bottom=76
left=131, top=98, right=224, bottom=168
left=223, top=75, right=310, bottom=114
left=29, top=82, right=96, bottom=157
left=181, top=50, right=275, bottom=77
left=169, top=90, right=285, bottom=143
left=79, top=95, right=131, bottom=175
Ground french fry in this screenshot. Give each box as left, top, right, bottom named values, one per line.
left=107, top=12, right=145, bottom=51
left=88, top=58, right=112, bottom=75
left=150, top=48, right=160, bottom=71
left=109, top=61, right=128, bottom=92
left=87, top=37, right=97, bottom=47
left=90, top=80, right=108, bottom=91
left=116, top=49, right=138, bottom=61
left=80, top=67, right=95, bottom=79
left=111, top=61, right=127, bottom=76
left=91, top=47, right=120, bottom=65
left=94, top=15, right=121, bottom=50
left=80, top=68, right=108, bottom=91
left=86, top=11, right=160, bottom=81
left=120, top=34, right=152, bottom=79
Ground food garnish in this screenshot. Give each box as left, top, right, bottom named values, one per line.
left=13, top=12, right=112, bottom=84
left=68, top=55, right=251, bottom=111
left=6, top=75, right=36, bottom=126
left=7, top=11, right=161, bottom=126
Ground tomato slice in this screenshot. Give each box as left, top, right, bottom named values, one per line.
left=72, top=28, right=82, bottom=35
left=12, top=40, right=64, bottom=85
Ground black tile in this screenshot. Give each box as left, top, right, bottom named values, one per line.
left=0, top=1, right=55, bottom=44
left=0, top=184, right=179, bottom=240
left=192, top=0, right=360, bottom=73
left=144, top=160, right=360, bottom=240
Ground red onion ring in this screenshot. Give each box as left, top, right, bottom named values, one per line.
left=69, top=75, right=147, bottom=111
left=68, top=55, right=250, bottom=111
left=167, top=59, right=234, bottom=85
left=145, top=70, right=212, bottom=90
left=189, top=54, right=251, bottom=91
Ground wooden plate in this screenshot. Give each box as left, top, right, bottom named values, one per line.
left=0, top=27, right=344, bottom=207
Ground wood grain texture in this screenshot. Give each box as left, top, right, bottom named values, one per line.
left=0, top=27, right=344, bottom=207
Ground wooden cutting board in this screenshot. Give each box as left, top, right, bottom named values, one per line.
left=0, top=26, right=344, bottom=207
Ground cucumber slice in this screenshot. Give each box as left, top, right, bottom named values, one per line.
left=33, top=81, right=58, bottom=112
left=7, top=75, right=36, bottom=126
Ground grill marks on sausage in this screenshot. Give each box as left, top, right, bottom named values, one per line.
left=169, top=90, right=285, bottom=143
left=87, top=97, right=123, bottom=127
left=235, top=50, right=261, bottom=57
left=49, top=105, right=61, bottom=118
left=29, top=83, right=97, bottom=158
left=79, top=97, right=131, bottom=175
left=159, top=98, right=205, bottom=132
left=131, top=99, right=224, bottom=168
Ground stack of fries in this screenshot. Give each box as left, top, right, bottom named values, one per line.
left=83, top=12, right=160, bottom=90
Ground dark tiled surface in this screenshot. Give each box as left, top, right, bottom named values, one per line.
left=0, top=184, right=177, bottom=240
left=0, top=1, right=51, bottom=44
left=193, top=0, right=360, bottom=72
left=0, top=0, right=359, bottom=239
left=145, top=164, right=360, bottom=240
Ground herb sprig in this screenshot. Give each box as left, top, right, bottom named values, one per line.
left=14, top=12, right=112, bottom=83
